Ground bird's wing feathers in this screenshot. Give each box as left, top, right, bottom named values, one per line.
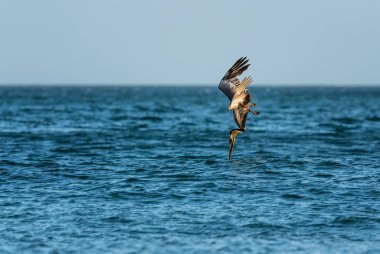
left=234, top=76, right=253, bottom=96
left=218, top=80, right=235, bottom=101
left=223, top=57, right=250, bottom=80
left=218, top=57, right=251, bottom=101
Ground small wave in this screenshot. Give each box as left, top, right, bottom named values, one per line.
left=51, top=147, right=81, bottom=153
left=33, top=160, right=61, bottom=168
left=313, top=173, right=334, bottom=178
left=153, top=107, right=184, bottom=113
left=281, top=193, right=304, bottom=199
left=109, top=190, right=163, bottom=199
left=332, top=117, right=361, bottom=124
left=331, top=216, right=380, bottom=225
left=170, top=193, right=187, bottom=199
left=0, top=160, right=31, bottom=167
left=175, top=155, right=199, bottom=159
left=62, top=174, right=92, bottom=180
left=133, top=105, right=149, bottom=111
left=195, top=182, right=217, bottom=188
left=134, top=123, right=149, bottom=129
left=241, top=222, right=287, bottom=229
left=205, top=159, right=217, bottom=165
left=342, top=148, right=369, bottom=154
left=308, top=187, right=332, bottom=195
left=109, top=115, right=128, bottom=121
left=102, top=215, right=133, bottom=224
left=366, top=116, right=380, bottom=122
left=178, top=121, right=197, bottom=126
left=139, top=116, right=163, bottom=122
left=125, top=177, right=141, bottom=182
left=168, top=173, right=198, bottom=181
left=263, top=170, right=282, bottom=175
left=317, top=160, right=344, bottom=168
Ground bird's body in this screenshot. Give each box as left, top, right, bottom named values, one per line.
left=218, top=57, right=259, bottom=159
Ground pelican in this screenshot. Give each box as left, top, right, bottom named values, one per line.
left=218, top=57, right=259, bottom=160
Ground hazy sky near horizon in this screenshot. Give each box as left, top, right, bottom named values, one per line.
left=0, top=0, right=379, bottom=85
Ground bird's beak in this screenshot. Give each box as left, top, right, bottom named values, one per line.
left=229, top=136, right=235, bottom=160
left=229, top=130, right=240, bottom=160
left=227, top=105, right=232, bottom=111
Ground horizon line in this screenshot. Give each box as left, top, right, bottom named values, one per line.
left=0, top=83, right=380, bottom=87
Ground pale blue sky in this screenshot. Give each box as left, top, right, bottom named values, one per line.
left=0, top=0, right=379, bottom=85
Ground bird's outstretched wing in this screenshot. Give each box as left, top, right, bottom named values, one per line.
left=218, top=57, right=250, bottom=101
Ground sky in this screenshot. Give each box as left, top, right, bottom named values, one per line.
left=0, top=0, right=379, bottom=85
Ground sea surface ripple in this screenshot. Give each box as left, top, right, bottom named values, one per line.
left=0, top=86, right=379, bottom=253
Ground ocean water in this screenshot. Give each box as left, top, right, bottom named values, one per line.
left=0, top=86, right=379, bottom=253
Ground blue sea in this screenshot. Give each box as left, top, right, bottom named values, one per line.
left=0, top=86, right=379, bottom=253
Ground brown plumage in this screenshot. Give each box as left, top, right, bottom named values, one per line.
left=218, top=57, right=259, bottom=159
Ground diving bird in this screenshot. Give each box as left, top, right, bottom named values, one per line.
left=218, top=57, right=259, bottom=160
